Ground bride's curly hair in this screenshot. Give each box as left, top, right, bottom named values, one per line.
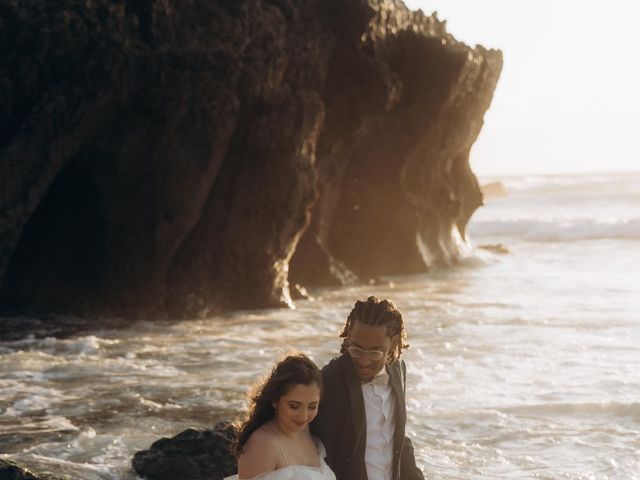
left=232, top=353, right=322, bottom=457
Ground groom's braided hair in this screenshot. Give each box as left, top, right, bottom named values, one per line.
left=339, top=296, right=409, bottom=362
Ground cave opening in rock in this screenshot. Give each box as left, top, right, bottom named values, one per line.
left=0, top=159, right=107, bottom=313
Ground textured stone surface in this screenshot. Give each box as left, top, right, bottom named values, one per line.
left=131, top=423, right=237, bottom=480
left=0, top=459, right=62, bottom=480
left=0, top=0, right=502, bottom=318
left=291, top=0, right=502, bottom=283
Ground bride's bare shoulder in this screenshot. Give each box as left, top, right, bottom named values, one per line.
left=237, top=427, right=281, bottom=478
left=244, top=427, right=280, bottom=451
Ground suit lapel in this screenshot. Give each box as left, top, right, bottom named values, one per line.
left=339, top=355, right=366, bottom=447
left=388, top=360, right=407, bottom=445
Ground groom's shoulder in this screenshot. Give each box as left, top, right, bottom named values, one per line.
left=319, top=355, right=350, bottom=398
left=395, top=357, right=408, bottom=370
left=388, top=357, right=408, bottom=378
left=321, top=354, right=348, bottom=378
left=321, top=354, right=343, bottom=371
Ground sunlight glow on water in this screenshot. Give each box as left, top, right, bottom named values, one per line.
left=1, top=173, right=639, bottom=479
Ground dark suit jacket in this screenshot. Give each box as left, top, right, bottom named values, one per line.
left=311, top=353, right=425, bottom=480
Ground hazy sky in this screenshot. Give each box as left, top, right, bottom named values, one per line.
left=404, top=0, right=640, bottom=176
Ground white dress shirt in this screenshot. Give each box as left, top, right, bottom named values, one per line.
left=362, top=368, right=395, bottom=480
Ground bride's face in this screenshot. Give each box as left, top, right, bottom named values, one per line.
left=273, top=383, right=321, bottom=434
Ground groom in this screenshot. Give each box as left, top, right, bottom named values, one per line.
left=312, top=296, right=425, bottom=480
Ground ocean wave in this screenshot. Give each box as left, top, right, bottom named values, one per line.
left=420, top=401, right=640, bottom=421
left=499, top=401, right=640, bottom=419
left=480, top=171, right=640, bottom=194
left=1, top=334, right=108, bottom=354
left=0, top=413, right=79, bottom=433
left=468, top=217, right=640, bottom=241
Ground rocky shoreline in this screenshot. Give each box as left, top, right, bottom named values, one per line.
left=0, top=0, right=501, bottom=319
left=1, top=422, right=236, bottom=480
left=0, top=459, right=64, bottom=480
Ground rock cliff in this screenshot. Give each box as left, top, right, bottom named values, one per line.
left=0, top=0, right=502, bottom=318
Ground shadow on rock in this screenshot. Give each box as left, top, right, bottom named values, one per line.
left=0, top=460, right=62, bottom=480
left=132, top=421, right=238, bottom=480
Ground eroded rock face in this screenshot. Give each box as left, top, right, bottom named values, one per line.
left=0, top=0, right=326, bottom=317
left=0, top=0, right=502, bottom=318
left=291, top=1, right=502, bottom=283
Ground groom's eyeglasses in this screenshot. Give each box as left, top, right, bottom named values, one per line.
left=347, top=345, right=386, bottom=361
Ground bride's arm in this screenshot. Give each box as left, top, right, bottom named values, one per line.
left=237, top=429, right=280, bottom=479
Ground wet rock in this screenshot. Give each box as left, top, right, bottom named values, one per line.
left=132, top=422, right=237, bottom=480
left=479, top=243, right=510, bottom=255
left=0, top=459, right=62, bottom=480
left=480, top=181, right=508, bottom=199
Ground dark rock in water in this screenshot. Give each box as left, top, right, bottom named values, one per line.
left=132, top=422, right=237, bottom=480
left=480, top=181, right=508, bottom=199
left=0, top=459, right=62, bottom=480
left=479, top=243, right=510, bottom=255
left=0, top=0, right=502, bottom=319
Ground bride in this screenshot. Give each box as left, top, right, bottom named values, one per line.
left=225, top=353, right=336, bottom=480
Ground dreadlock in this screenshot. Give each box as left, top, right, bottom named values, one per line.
left=339, top=296, right=409, bottom=362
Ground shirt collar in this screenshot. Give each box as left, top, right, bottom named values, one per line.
left=364, top=367, right=389, bottom=387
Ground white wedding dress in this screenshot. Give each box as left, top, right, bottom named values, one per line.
left=224, top=441, right=336, bottom=480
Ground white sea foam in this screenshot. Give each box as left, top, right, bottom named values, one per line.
left=1, top=334, right=114, bottom=357
left=469, top=216, right=640, bottom=241
left=481, top=171, right=640, bottom=194
left=65, top=335, right=103, bottom=354
left=0, top=414, right=79, bottom=433
left=472, top=172, right=640, bottom=245
left=1, top=383, right=73, bottom=417
left=499, top=401, right=640, bottom=419
left=11, top=395, right=53, bottom=413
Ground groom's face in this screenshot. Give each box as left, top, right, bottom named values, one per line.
left=347, top=321, right=392, bottom=383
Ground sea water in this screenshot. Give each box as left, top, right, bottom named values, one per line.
left=1, top=171, right=639, bottom=479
